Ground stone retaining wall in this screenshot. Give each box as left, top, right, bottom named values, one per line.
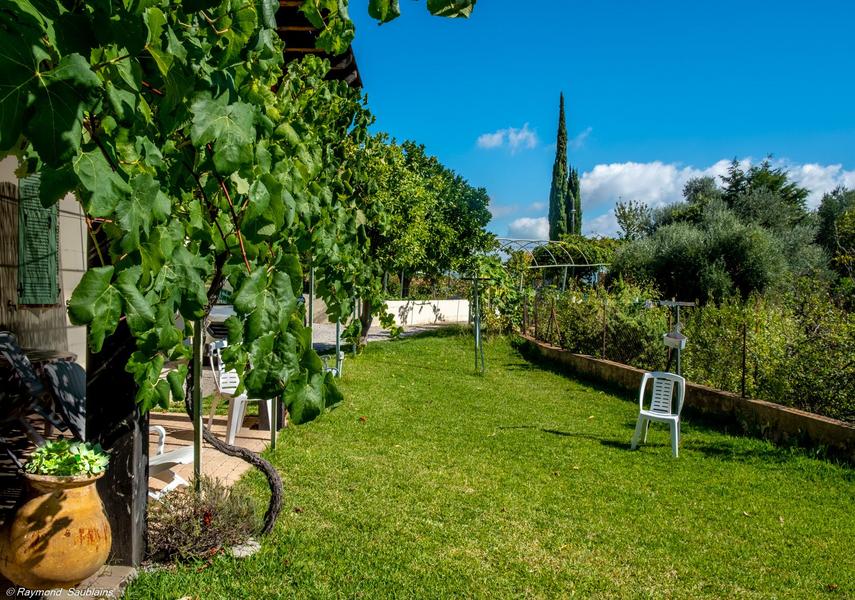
left=518, top=335, right=855, bottom=463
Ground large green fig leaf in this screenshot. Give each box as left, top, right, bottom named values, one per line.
left=68, top=266, right=122, bottom=353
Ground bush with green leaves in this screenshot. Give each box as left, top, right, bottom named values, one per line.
left=146, top=476, right=256, bottom=562
left=25, top=440, right=110, bottom=477
left=532, top=281, right=666, bottom=369
left=612, top=203, right=796, bottom=302
left=531, top=282, right=855, bottom=423
left=612, top=161, right=832, bottom=302
left=471, top=254, right=527, bottom=333
left=0, top=0, right=477, bottom=534
left=685, top=288, right=854, bottom=422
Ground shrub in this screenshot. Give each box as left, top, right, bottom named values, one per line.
left=610, top=202, right=816, bottom=302
left=147, top=476, right=257, bottom=562
left=535, top=281, right=667, bottom=370
left=529, top=282, right=855, bottom=423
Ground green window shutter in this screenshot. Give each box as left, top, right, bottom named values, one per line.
left=17, top=174, right=59, bottom=305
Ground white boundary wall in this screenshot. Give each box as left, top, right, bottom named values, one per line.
left=384, top=299, right=470, bottom=327
left=302, top=297, right=470, bottom=327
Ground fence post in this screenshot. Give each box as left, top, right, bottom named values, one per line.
left=522, top=292, right=528, bottom=334
left=741, top=320, right=747, bottom=398
left=676, top=304, right=681, bottom=377
left=601, top=295, right=607, bottom=359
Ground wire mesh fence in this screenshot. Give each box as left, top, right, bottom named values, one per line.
left=523, top=286, right=855, bottom=423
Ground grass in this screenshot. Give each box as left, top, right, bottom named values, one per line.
left=127, top=330, right=854, bottom=599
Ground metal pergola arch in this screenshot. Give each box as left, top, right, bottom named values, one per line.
left=490, top=238, right=610, bottom=292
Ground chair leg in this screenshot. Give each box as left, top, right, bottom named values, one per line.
left=630, top=416, right=645, bottom=449
left=264, top=399, right=274, bottom=430
left=670, top=421, right=679, bottom=458
left=207, top=393, right=220, bottom=430
left=226, top=398, right=246, bottom=446
left=643, top=419, right=651, bottom=443
left=149, top=473, right=189, bottom=501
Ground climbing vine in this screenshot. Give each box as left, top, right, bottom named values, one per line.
left=1, top=0, right=474, bottom=413
left=1, top=0, right=475, bottom=531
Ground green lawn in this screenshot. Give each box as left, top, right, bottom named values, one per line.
left=127, top=330, right=854, bottom=599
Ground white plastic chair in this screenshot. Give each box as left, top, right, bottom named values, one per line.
left=320, top=351, right=345, bottom=378
left=208, top=340, right=273, bottom=446
left=149, top=425, right=194, bottom=500
left=630, top=371, right=686, bottom=457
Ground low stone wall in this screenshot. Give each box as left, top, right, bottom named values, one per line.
left=518, top=335, right=855, bottom=463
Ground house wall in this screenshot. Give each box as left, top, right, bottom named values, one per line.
left=0, top=156, right=88, bottom=368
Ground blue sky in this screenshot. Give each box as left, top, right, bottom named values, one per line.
left=350, top=0, right=855, bottom=238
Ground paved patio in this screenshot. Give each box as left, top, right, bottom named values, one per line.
left=148, top=410, right=272, bottom=493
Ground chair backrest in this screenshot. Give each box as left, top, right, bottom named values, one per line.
left=0, top=331, right=46, bottom=398
left=42, top=361, right=87, bottom=441
left=639, top=371, right=686, bottom=416
left=208, top=340, right=240, bottom=395
left=0, top=331, right=64, bottom=432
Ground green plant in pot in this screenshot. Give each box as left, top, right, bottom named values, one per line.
left=0, top=440, right=112, bottom=590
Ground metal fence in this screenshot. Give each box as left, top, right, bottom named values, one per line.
left=523, top=287, right=855, bottom=423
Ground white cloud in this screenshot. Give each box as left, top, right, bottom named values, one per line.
left=476, top=124, right=538, bottom=153
left=530, top=201, right=546, bottom=211
left=507, top=124, right=538, bottom=152
left=508, top=216, right=549, bottom=240
left=569, top=126, right=592, bottom=149
left=580, top=159, right=736, bottom=211
left=489, top=203, right=518, bottom=219
left=579, top=158, right=855, bottom=213
left=476, top=131, right=505, bottom=149
left=785, top=163, right=855, bottom=207
left=584, top=210, right=620, bottom=238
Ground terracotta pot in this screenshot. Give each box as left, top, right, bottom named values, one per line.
left=0, top=472, right=111, bottom=589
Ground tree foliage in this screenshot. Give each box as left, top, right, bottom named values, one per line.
left=0, top=0, right=477, bottom=536
left=611, top=162, right=830, bottom=302
left=367, top=137, right=492, bottom=281
left=615, top=199, right=652, bottom=241
left=548, top=93, right=568, bottom=240
left=1, top=0, right=475, bottom=416
left=548, top=93, right=582, bottom=238
left=566, top=166, right=582, bottom=235
left=816, top=187, right=855, bottom=303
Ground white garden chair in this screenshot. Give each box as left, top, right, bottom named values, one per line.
left=208, top=340, right=273, bottom=446
left=630, top=371, right=686, bottom=457
left=149, top=425, right=193, bottom=500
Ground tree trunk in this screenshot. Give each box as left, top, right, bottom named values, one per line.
left=181, top=254, right=284, bottom=535
left=86, top=225, right=147, bottom=567
left=358, top=298, right=373, bottom=347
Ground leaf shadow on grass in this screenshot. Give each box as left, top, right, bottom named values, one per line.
left=510, top=338, right=852, bottom=468
left=495, top=424, right=615, bottom=444
left=680, top=439, right=826, bottom=465
left=387, top=325, right=471, bottom=343
left=494, top=425, right=686, bottom=457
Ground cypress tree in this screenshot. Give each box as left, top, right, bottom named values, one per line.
left=566, top=166, right=582, bottom=234
left=548, top=93, right=568, bottom=240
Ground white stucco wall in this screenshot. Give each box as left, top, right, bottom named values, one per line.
left=384, top=299, right=470, bottom=327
